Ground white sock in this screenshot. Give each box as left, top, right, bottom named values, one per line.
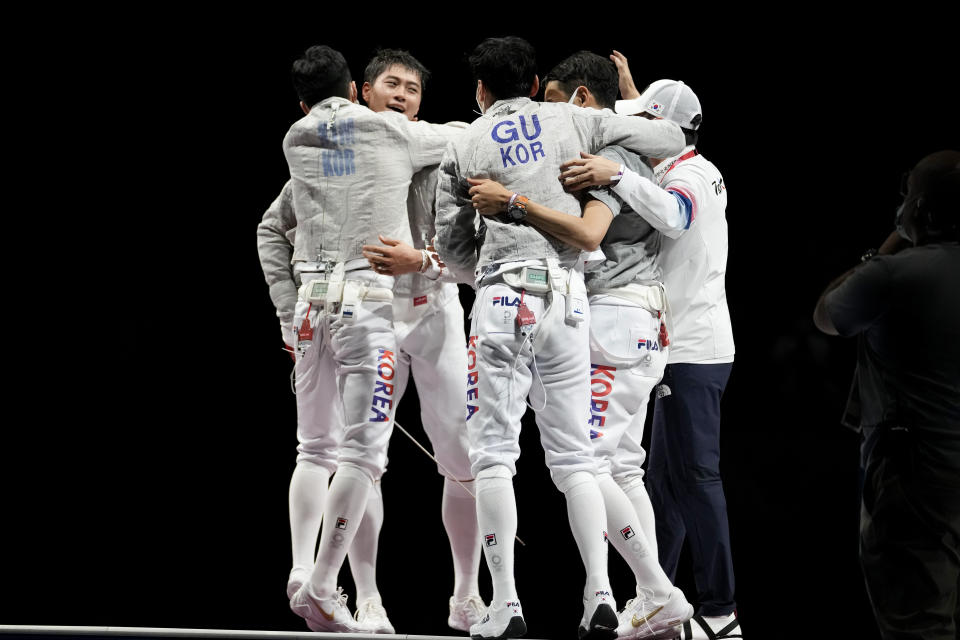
left=442, top=477, right=481, bottom=599
left=309, top=463, right=373, bottom=597
left=622, top=479, right=659, bottom=560
left=348, top=479, right=383, bottom=604
left=289, top=462, right=331, bottom=571
left=475, top=466, right=517, bottom=603
left=598, top=474, right=672, bottom=598
left=561, top=471, right=611, bottom=597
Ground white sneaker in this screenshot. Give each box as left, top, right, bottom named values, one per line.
left=286, top=566, right=310, bottom=600
left=355, top=596, right=395, bottom=634
left=469, top=599, right=526, bottom=640
left=682, top=612, right=742, bottom=639
left=289, top=583, right=368, bottom=633
left=449, top=594, right=486, bottom=631
left=616, top=586, right=693, bottom=640
left=578, top=587, right=618, bottom=640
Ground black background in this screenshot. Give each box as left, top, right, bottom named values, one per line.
left=3, top=9, right=958, bottom=640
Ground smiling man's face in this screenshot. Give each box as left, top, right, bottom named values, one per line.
left=362, top=64, right=422, bottom=120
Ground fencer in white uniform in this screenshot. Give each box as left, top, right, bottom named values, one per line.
left=467, top=51, right=693, bottom=640
left=257, top=178, right=482, bottom=634
left=259, top=50, right=483, bottom=634
left=359, top=52, right=484, bottom=631
left=434, top=37, right=685, bottom=640
left=268, top=45, right=464, bottom=634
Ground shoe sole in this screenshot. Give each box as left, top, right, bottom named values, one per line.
left=635, top=626, right=682, bottom=640
left=471, top=615, right=527, bottom=640
left=579, top=603, right=618, bottom=640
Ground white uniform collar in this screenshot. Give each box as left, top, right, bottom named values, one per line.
left=310, top=96, right=354, bottom=112
left=486, top=96, right=532, bottom=117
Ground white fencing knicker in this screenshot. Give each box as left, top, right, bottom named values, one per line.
left=585, top=280, right=670, bottom=488
left=466, top=258, right=597, bottom=491
left=292, top=260, right=398, bottom=479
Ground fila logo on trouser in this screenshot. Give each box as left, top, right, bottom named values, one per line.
left=589, top=364, right=616, bottom=431
left=637, top=338, right=660, bottom=351
left=369, top=349, right=395, bottom=422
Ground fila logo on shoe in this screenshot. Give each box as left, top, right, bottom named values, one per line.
left=595, top=590, right=611, bottom=601
left=505, top=601, right=521, bottom=611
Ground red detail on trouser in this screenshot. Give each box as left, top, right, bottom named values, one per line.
left=298, top=303, right=314, bottom=341
left=659, top=321, right=670, bottom=347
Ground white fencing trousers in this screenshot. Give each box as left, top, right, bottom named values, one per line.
left=467, top=280, right=597, bottom=491
left=586, top=292, right=668, bottom=485
left=392, top=283, right=472, bottom=480
left=293, top=270, right=398, bottom=480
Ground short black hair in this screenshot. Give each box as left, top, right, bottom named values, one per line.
left=363, top=49, right=430, bottom=92
left=468, top=36, right=537, bottom=101
left=291, top=45, right=352, bottom=108
left=545, top=51, right=618, bottom=109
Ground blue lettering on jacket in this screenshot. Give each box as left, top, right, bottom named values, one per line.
left=491, top=115, right=546, bottom=169
left=322, top=149, right=355, bottom=176
left=318, top=118, right=356, bottom=176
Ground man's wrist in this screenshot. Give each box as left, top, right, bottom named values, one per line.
left=609, top=164, right=625, bottom=185
left=506, top=194, right=529, bottom=222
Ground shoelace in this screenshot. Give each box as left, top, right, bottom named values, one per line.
left=355, top=600, right=388, bottom=622
left=332, top=586, right=350, bottom=611
left=624, top=587, right=658, bottom=636
left=462, top=596, right=485, bottom=617
left=467, top=598, right=484, bottom=615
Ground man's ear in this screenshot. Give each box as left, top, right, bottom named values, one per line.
left=361, top=81, right=372, bottom=105
left=529, top=74, right=540, bottom=98
left=300, top=100, right=310, bottom=115
left=349, top=81, right=358, bottom=104
left=573, top=85, right=587, bottom=106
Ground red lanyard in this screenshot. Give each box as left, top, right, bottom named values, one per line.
left=661, top=149, right=699, bottom=178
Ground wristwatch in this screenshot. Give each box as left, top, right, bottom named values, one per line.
left=506, top=194, right=529, bottom=222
